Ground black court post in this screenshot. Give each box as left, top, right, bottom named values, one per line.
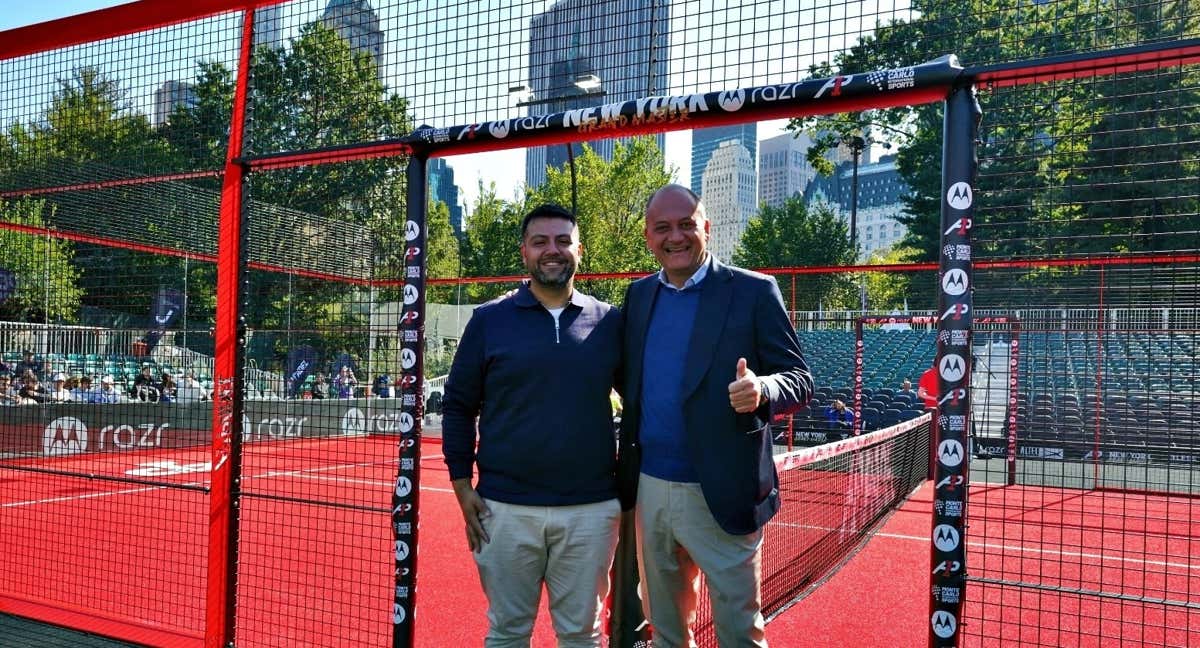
left=929, top=83, right=981, bottom=647
left=392, top=153, right=427, bottom=648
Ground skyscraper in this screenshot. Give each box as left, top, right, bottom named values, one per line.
left=758, top=131, right=817, bottom=209
left=524, top=0, right=669, bottom=189
left=702, top=140, right=757, bottom=262
left=322, top=0, right=384, bottom=78
left=691, top=124, right=757, bottom=194
left=153, top=80, right=198, bottom=127
left=252, top=4, right=284, bottom=50
left=804, top=153, right=909, bottom=259
left=428, top=158, right=465, bottom=237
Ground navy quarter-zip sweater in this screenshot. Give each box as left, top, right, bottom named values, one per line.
left=441, top=283, right=623, bottom=505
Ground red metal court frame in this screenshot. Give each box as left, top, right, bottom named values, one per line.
left=4, top=2, right=1200, bottom=645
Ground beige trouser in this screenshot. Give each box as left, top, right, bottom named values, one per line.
left=473, top=498, right=621, bottom=648
left=635, top=473, right=767, bottom=648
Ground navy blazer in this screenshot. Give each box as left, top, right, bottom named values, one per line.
left=621, top=258, right=814, bottom=535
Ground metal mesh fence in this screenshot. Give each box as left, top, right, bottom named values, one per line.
left=2, top=0, right=1200, bottom=646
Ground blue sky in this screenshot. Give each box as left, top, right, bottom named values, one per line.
left=0, top=1, right=891, bottom=210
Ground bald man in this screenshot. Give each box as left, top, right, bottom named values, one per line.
left=617, top=184, right=814, bottom=647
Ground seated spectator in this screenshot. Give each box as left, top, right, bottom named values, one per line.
left=159, top=373, right=178, bottom=403
left=311, top=372, right=330, bottom=399
left=0, top=357, right=12, bottom=376
left=71, top=375, right=97, bottom=403
left=95, top=375, right=124, bottom=403
left=176, top=372, right=209, bottom=403
left=825, top=399, right=855, bottom=441
left=132, top=364, right=161, bottom=402
left=19, top=374, right=50, bottom=404
left=14, top=350, right=42, bottom=380
left=0, top=373, right=20, bottom=406
left=373, top=374, right=393, bottom=398
left=901, top=378, right=915, bottom=395
left=48, top=373, right=72, bottom=402
left=332, top=365, right=357, bottom=399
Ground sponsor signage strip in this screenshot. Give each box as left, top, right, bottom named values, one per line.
left=929, top=85, right=980, bottom=647
left=392, top=156, right=427, bottom=647
left=1006, top=323, right=1022, bottom=486
left=401, top=58, right=962, bottom=155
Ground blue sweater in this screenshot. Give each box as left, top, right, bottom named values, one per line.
left=441, top=283, right=622, bottom=506
left=639, top=282, right=702, bottom=482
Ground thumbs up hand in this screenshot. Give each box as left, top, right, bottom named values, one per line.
left=728, top=357, right=763, bottom=413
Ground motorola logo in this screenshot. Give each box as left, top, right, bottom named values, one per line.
left=931, top=611, right=957, bottom=639
left=933, top=524, right=961, bottom=552
left=938, top=439, right=964, bottom=467
left=939, top=354, right=966, bottom=381
left=942, top=269, right=968, bottom=296
left=946, top=182, right=972, bottom=210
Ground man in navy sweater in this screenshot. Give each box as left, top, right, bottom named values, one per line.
left=619, top=185, right=813, bottom=647
left=441, top=204, right=623, bottom=647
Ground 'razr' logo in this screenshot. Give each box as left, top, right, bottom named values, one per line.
left=43, top=417, right=88, bottom=456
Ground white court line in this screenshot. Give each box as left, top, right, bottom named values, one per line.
left=3, top=453, right=446, bottom=508
left=3, top=485, right=165, bottom=508
left=873, top=530, right=1200, bottom=572
left=289, top=472, right=454, bottom=494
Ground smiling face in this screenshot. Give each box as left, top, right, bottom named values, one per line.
left=520, top=216, right=581, bottom=289
left=644, top=185, right=710, bottom=286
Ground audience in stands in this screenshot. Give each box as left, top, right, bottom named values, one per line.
left=72, top=376, right=98, bottom=403
left=159, top=373, right=178, bottom=403
left=332, top=365, right=357, bottom=399
left=175, top=372, right=209, bottom=403
left=825, top=399, right=855, bottom=440
left=132, top=365, right=161, bottom=402
left=48, top=373, right=72, bottom=402
left=0, top=374, right=19, bottom=405
left=311, top=372, right=329, bottom=399
left=14, top=350, right=42, bottom=380
left=373, top=374, right=392, bottom=398
left=18, top=374, right=50, bottom=404
left=95, top=375, right=123, bottom=403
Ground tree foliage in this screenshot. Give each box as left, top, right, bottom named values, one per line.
left=0, top=200, right=84, bottom=322
left=733, top=196, right=858, bottom=311
left=789, top=0, right=1200, bottom=269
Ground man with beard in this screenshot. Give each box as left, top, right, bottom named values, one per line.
left=442, top=203, right=623, bottom=647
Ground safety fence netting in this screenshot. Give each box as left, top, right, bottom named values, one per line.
left=2, top=0, right=1200, bottom=647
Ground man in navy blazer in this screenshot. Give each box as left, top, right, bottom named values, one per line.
left=619, top=184, right=813, bottom=647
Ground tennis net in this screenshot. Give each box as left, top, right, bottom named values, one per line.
left=695, top=412, right=933, bottom=645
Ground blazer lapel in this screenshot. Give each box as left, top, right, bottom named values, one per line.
left=681, top=260, right=733, bottom=398
left=628, top=277, right=658, bottom=401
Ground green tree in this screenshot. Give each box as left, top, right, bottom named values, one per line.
left=0, top=199, right=84, bottom=322
left=458, top=182, right=526, bottom=302
left=789, top=0, right=1200, bottom=268
left=0, top=67, right=191, bottom=325
left=164, top=21, right=412, bottom=363
left=530, top=138, right=672, bottom=303
left=425, top=199, right=462, bottom=303
left=733, top=196, right=857, bottom=311
left=862, top=244, right=925, bottom=311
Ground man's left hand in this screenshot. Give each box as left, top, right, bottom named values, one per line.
left=728, top=357, right=762, bottom=413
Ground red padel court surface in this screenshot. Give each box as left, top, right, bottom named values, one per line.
left=2, top=435, right=1199, bottom=647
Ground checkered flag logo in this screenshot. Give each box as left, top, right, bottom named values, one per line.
left=866, top=70, right=886, bottom=90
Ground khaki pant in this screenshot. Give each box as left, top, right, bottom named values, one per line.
left=473, top=498, right=621, bottom=648
left=635, top=473, right=767, bottom=648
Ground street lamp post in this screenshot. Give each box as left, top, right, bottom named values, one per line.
left=849, top=134, right=866, bottom=254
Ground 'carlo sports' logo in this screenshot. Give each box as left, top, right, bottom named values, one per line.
left=43, top=417, right=88, bottom=456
